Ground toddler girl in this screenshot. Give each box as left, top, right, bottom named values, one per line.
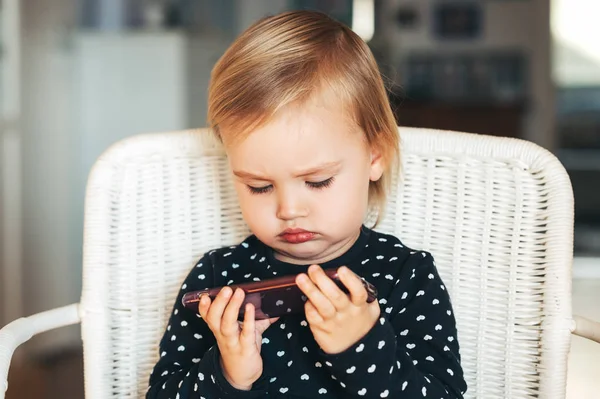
left=148, top=10, right=467, bottom=399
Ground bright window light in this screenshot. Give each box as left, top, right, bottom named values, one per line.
left=552, top=0, right=600, bottom=86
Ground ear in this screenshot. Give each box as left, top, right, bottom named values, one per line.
left=369, top=148, right=385, bottom=182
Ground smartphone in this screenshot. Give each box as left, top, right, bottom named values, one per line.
left=181, top=268, right=378, bottom=320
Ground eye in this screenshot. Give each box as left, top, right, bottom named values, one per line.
left=306, top=177, right=334, bottom=190
left=247, top=184, right=273, bottom=194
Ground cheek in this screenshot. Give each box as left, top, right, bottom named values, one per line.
left=234, top=185, right=274, bottom=225
left=315, top=175, right=370, bottom=212
left=235, top=186, right=260, bottom=213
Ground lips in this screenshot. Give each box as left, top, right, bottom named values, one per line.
left=279, top=228, right=315, bottom=244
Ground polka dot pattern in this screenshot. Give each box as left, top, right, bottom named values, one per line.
left=147, top=228, right=467, bottom=398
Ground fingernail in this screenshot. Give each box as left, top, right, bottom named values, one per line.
left=221, top=287, right=232, bottom=297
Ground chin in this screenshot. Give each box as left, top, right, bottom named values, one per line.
left=273, top=242, right=327, bottom=263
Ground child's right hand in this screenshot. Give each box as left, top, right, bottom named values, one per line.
left=198, top=287, right=279, bottom=391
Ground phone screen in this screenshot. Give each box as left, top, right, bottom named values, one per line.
left=240, top=284, right=308, bottom=320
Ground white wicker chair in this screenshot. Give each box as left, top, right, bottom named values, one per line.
left=1, top=127, right=599, bottom=398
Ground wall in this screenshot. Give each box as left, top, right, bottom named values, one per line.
left=74, top=31, right=189, bottom=175
left=187, top=34, right=231, bottom=129
left=1, top=0, right=22, bottom=328
left=20, top=0, right=81, bottom=353
left=236, top=0, right=289, bottom=35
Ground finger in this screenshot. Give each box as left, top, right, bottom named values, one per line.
left=304, top=300, right=324, bottom=325
left=367, top=296, right=381, bottom=316
left=296, top=272, right=337, bottom=319
left=220, top=288, right=245, bottom=337
left=198, top=294, right=211, bottom=319
left=307, top=265, right=351, bottom=310
left=240, top=303, right=256, bottom=348
left=205, top=287, right=233, bottom=330
left=337, top=266, right=368, bottom=305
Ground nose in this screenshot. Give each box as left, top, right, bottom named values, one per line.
left=276, top=188, right=308, bottom=221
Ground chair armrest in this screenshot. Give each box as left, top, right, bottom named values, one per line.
left=571, top=315, right=600, bottom=344
left=0, top=303, right=81, bottom=399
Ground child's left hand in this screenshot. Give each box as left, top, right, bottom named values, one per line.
left=296, top=265, right=380, bottom=354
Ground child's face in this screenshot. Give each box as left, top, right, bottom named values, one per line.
left=223, top=94, right=384, bottom=265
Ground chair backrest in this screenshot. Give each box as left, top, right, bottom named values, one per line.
left=80, top=127, right=574, bottom=399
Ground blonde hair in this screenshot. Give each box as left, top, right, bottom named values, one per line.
left=207, top=10, right=399, bottom=217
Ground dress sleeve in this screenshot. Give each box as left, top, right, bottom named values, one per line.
left=146, top=254, right=268, bottom=398
left=319, top=251, right=467, bottom=398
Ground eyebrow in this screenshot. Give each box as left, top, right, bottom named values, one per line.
left=233, top=161, right=341, bottom=180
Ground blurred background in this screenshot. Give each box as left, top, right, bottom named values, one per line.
left=0, top=0, right=598, bottom=397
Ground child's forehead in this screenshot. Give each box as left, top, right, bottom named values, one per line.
left=224, top=116, right=370, bottom=178
left=221, top=88, right=360, bottom=147
left=227, top=104, right=359, bottom=149
left=226, top=117, right=369, bottom=178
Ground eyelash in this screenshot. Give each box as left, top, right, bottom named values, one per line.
left=306, top=177, right=334, bottom=190
left=247, top=185, right=272, bottom=195
left=246, top=177, right=335, bottom=195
